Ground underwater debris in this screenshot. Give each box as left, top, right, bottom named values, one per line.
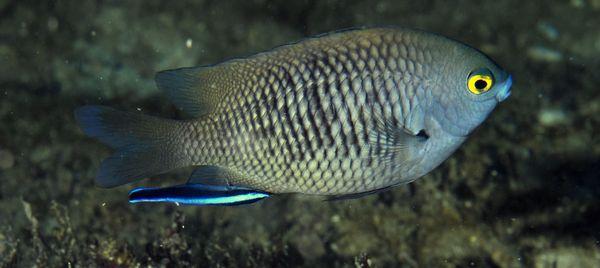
left=0, top=149, right=14, bottom=170
left=0, top=230, right=18, bottom=267
left=89, top=239, right=138, bottom=267
left=533, top=247, right=600, bottom=267
left=538, top=108, right=570, bottom=127
left=354, top=253, right=372, bottom=268
left=527, top=46, right=563, bottom=63
left=537, top=21, right=559, bottom=41
left=21, top=199, right=48, bottom=266
left=145, top=211, right=192, bottom=266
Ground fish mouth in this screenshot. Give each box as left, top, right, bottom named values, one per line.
left=495, top=75, right=512, bottom=102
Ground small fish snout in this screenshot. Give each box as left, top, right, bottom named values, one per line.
left=496, top=75, right=512, bottom=102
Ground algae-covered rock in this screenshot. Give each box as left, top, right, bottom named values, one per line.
left=534, top=247, right=600, bottom=268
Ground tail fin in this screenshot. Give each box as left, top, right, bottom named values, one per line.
left=75, top=105, right=189, bottom=188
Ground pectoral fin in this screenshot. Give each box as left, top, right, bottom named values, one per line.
left=365, top=108, right=428, bottom=166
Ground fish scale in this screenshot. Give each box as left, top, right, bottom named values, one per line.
left=176, top=29, right=432, bottom=194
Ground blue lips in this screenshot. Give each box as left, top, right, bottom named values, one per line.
left=496, top=75, right=512, bottom=102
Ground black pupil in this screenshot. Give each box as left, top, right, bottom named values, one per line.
left=474, top=79, right=488, bottom=90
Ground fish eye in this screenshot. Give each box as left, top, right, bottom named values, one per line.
left=467, top=69, right=494, bottom=95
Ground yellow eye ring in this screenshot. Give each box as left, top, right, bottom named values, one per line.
left=467, top=73, right=494, bottom=94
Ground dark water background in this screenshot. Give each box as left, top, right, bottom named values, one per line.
left=0, top=0, right=599, bottom=267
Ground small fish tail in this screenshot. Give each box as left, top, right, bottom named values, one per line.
left=75, top=105, right=189, bottom=188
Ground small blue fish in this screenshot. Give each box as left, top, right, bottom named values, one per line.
left=129, top=184, right=270, bottom=206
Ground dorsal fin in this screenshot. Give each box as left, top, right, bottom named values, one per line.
left=153, top=30, right=357, bottom=118
left=154, top=28, right=418, bottom=118
left=155, top=66, right=232, bottom=117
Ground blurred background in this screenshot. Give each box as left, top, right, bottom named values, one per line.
left=0, top=0, right=598, bottom=267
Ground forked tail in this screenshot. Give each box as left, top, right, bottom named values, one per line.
left=75, top=105, right=189, bottom=188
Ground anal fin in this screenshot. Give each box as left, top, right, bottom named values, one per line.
left=188, top=165, right=231, bottom=186
left=325, top=185, right=396, bottom=201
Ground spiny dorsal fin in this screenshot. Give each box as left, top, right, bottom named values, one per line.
left=155, top=66, right=233, bottom=117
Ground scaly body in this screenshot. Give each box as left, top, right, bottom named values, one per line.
left=176, top=29, right=459, bottom=194
left=76, top=27, right=512, bottom=205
